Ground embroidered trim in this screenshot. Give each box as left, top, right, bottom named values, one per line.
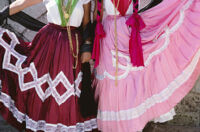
left=95, top=0, right=194, bottom=80
left=97, top=48, right=200, bottom=121
left=0, top=28, right=82, bottom=105
left=0, top=92, right=97, bottom=132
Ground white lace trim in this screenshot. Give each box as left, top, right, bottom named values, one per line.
left=153, top=108, right=176, bottom=123
left=97, top=47, right=200, bottom=121
left=0, top=28, right=82, bottom=105
left=0, top=92, right=97, bottom=132
left=95, top=0, right=194, bottom=80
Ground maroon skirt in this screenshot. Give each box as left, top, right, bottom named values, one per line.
left=0, top=24, right=97, bottom=131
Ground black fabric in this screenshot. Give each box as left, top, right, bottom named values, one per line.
left=138, top=0, right=163, bottom=13
left=82, top=22, right=94, bottom=42
left=80, top=21, right=96, bottom=53
left=8, top=11, right=45, bottom=31
left=90, top=21, right=97, bottom=40
left=79, top=63, right=97, bottom=118
left=80, top=44, right=93, bottom=53
left=0, top=6, right=9, bottom=25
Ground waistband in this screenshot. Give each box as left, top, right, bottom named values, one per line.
left=47, top=23, right=77, bottom=30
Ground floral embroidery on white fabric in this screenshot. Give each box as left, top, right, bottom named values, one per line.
left=97, top=48, right=200, bottom=121
left=95, top=0, right=194, bottom=81
left=0, top=92, right=97, bottom=132
left=0, top=28, right=82, bottom=105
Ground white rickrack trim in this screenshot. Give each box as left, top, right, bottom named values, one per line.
left=95, top=0, right=194, bottom=80
left=97, top=48, right=200, bottom=121
left=0, top=28, right=82, bottom=106
left=0, top=92, right=97, bottom=132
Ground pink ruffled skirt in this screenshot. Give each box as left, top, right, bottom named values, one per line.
left=93, top=0, right=200, bottom=131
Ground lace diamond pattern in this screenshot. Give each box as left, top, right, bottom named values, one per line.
left=0, top=29, right=82, bottom=105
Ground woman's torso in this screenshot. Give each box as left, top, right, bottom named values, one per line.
left=43, top=0, right=90, bottom=27
left=104, top=0, right=153, bottom=16
left=104, top=0, right=133, bottom=16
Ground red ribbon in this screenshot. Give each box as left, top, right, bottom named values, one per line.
left=92, top=22, right=106, bottom=68
left=92, top=0, right=106, bottom=68
left=92, top=0, right=145, bottom=68
left=126, top=2, right=146, bottom=66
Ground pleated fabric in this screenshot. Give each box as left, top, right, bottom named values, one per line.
left=93, top=0, right=200, bottom=131
left=0, top=23, right=97, bottom=132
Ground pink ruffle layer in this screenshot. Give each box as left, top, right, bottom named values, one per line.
left=93, top=0, right=200, bottom=131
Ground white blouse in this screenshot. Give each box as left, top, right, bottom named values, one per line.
left=104, top=0, right=133, bottom=16
left=104, top=0, right=151, bottom=16
left=43, top=0, right=91, bottom=27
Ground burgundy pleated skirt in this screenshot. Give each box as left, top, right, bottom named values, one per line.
left=0, top=23, right=97, bottom=132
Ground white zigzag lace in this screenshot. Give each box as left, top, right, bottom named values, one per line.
left=0, top=28, right=82, bottom=105
left=0, top=29, right=97, bottom=131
